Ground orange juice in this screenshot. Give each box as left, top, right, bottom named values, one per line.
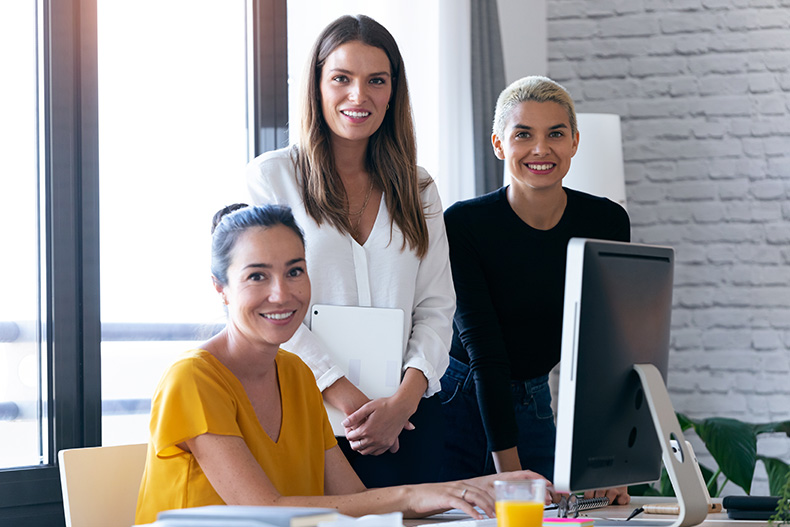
left=495, top=500, right=544, bottom=527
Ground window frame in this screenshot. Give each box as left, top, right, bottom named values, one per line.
left=0, top=1, right=287, bottom=524
left=0, top=1, right=100, bottom=524
left=248, top=0, right=289, bottom=156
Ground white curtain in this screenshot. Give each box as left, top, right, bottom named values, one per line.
left=285, top=0, right=475, bottom=208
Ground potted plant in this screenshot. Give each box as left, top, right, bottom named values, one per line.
left=769, top=472, right=790, bottom=525
left=630, top=413, right=790, bottom=502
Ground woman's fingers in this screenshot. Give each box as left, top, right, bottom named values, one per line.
left=467, top=471, right=553, bottom=505
left=343, top=398, right=411, bottom=454
left=582, top=486, right=629, bottom=504
left=347, top=435, right=395, bottom=456
left=457, top=482, right=495, bottom=519
left=342, top=401, right=375, bottom=430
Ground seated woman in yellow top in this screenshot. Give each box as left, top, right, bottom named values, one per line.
left=135, top=203, right=547, bottom=524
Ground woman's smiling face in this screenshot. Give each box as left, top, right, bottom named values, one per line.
left=219, top=225, right=310, bottom=351
left=319, top=40, right=392, bottom=147
left=493, top=100, right=579, bottom=193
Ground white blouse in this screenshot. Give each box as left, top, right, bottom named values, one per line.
left=245, top=147, right=454, bottom=397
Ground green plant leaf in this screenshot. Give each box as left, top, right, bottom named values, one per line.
left=768, top=470, right=790, bottom=525
left=628, top=483, right=663, bottom=496
left=628, top=468, right=677, bottom=497
left=675, top=412, right=696, bottom=432
left=760, top=456, right=790, bottom=497
left=659, top=467, right=676, bottom=496
left=754, top=420, right=790, bottom=438
left=693, top=417, right=757, bottom=494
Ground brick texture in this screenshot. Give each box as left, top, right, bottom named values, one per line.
left=548, top=0, right=790, bottom=495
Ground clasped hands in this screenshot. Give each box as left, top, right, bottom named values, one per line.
left=342, top=395, right=416, bottom=456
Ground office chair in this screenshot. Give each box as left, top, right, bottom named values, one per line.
left=58, top=443, right=148, bottom=527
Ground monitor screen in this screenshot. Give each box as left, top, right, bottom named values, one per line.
left=553, top=238, right=675, bottom=493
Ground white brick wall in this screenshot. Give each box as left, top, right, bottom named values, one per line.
left=547, top=0, right=790, bottom=495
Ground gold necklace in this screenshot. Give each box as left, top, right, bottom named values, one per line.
left=348, top=179, right=374, bottom=237
left=348, top=179, right=374, bottom=217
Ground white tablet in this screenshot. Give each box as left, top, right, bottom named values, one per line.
left=310, top=304, right=404, bottom=436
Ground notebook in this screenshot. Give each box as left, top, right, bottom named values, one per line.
left=156, top=505, right=343, bottom=526
left=310, top=304, right=404, bottom=436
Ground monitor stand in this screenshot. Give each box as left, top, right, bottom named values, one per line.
left=633, top=364, right=710, bottom=527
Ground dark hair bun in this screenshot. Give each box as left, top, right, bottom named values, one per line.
left=211, top=203, right=249, bottom=234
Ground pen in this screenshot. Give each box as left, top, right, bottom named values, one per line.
left=625, top=507, right=644, bottom=521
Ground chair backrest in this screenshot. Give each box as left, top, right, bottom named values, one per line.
left=59, top=443, right=148, bottom=527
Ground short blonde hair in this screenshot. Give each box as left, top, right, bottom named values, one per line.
left=492, top=76, right=577, bottom=139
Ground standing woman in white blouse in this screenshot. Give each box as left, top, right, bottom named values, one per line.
left=246, top=14, right=454, bottom=487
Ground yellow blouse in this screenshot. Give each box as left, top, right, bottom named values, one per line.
left=135, top=349, right=337, bottom=524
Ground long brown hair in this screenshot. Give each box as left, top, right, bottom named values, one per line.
left=295, top=14, right=430, bottom=258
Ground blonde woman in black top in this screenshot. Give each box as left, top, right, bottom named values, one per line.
left=439, top=76, right=630, bottom=505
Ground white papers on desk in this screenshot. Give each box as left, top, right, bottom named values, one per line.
left=426, top=518, right=497, bottom=527
left=149, top=505, right=344, bottom=527
left=317, top=512, right=403, bottom=527
left=140, top=508, right=402, bottom=527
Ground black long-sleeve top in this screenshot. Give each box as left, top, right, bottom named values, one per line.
left=444, top=186, right=631, bottom=452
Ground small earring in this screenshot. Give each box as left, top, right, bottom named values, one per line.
left=386, top=103, right=390, bottom=110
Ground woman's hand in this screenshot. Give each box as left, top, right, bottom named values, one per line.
left=583, top=486, right=631, bottom=505
left=343, top=368, right=426, bottom=456
left=402, top=470, right=549, bottom=519
left=466, top=470, right=553, bottom=506
left=401, top=480, right=496, bottom=519
left=343, top=395, right=415, bottom=455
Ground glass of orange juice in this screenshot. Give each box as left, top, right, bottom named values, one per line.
left=494, top=479, right=546, bottom=527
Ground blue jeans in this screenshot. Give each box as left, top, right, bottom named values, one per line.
left=438, top=356, right=556, bottom=482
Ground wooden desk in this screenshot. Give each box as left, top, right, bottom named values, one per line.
left=405, top=497, right=769, bottom=526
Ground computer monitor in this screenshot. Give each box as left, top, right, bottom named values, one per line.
left=553, top=238, right=709, bottom=527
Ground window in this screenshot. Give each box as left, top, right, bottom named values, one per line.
left=0, top=0, right=101, bottom=522
left=0, top=0, right=45, bottom=470
left=96, top=0, right=248, bottom=447
left=0, top=2, right=287, bottom=525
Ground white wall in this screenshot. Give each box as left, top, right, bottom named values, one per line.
left=547, top=0, right=790, bottom=495
left=497, top=0, right=548, bottom=81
